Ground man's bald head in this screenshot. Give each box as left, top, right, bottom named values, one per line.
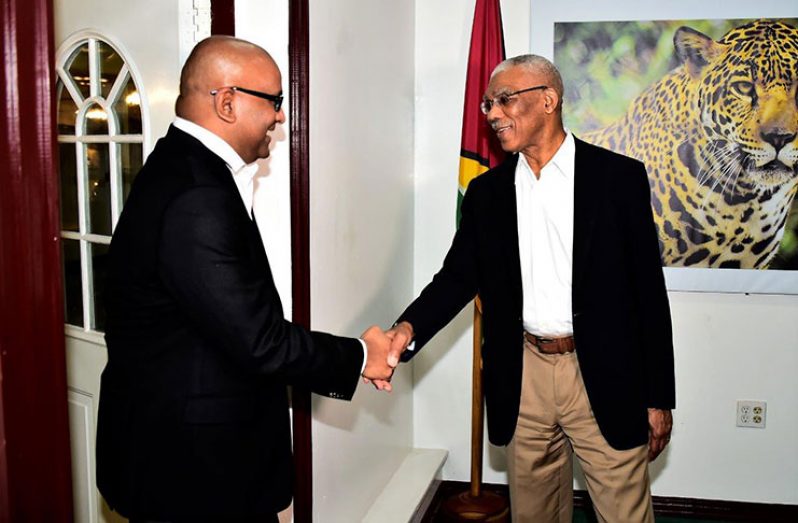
left=175, top=36, right=286, bottom=164
left=175, top=36, right=277, bottom=119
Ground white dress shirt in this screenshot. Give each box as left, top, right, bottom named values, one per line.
left=515, top=132, right=576, bottom=337
left=171, top=118, right=369, bottom=371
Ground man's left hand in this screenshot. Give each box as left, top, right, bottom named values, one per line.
left=647, top=408, right=673, bottom=462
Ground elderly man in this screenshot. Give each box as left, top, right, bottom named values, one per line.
left=387, top=55, right=675, bottom=522
left=96, top=36, right=395, bottom=522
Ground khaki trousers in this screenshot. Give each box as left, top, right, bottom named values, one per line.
left=507, top=340, right=654, bottom=523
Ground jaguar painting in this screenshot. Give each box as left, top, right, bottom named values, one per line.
left=579, top=20, right=798, bottom=269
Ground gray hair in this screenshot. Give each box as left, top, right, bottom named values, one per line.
left=492, top=55, right=564, bottom=108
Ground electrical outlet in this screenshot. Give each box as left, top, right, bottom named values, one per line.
left=737, top=400, right=766, bottom=428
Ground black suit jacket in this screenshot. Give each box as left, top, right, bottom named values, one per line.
left=97, top=126, right=363, bottom=519
left=398, top=137, right=674, bottom=449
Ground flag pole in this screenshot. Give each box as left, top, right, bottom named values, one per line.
left=440, top=301, right=509, bottom=521
left=470, top=299, right=485, bottom=498
left=440, top=1, right=509, bottom=518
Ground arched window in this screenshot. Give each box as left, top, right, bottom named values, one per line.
left=56, top=35, right=145, bottom=332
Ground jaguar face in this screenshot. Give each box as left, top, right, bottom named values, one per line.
left=691, top=21, right=798, bottom=189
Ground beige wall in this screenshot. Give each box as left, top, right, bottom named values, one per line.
left=309, top=0, right=417, bottom=521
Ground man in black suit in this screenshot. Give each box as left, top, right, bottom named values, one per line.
left=385, top=55, right=675, bottom=522
left=97, top=36, right=396, bottom=522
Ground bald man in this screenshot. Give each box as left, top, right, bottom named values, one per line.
left=96, top=36, right=395, bottom=522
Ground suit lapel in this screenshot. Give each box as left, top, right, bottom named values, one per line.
left=169, top=125, right=269, bottom=265
left=572, top=137, right=600, bottom=294
left=494, top=155, right=523, bottom=307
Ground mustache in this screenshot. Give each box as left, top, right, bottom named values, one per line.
left=489, top=120, right=507, bottom=131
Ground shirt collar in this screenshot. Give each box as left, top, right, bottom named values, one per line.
left=173, top=117, right=248, bottom=174
left=545, top=130, right=575, bottom=180
left=516, top=130, right=575, bottom=181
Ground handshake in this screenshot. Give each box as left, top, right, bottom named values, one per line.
left=360, top=321, right=415, bottom=392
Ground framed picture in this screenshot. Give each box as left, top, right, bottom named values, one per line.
left=530, top=1, right=798, bottom=293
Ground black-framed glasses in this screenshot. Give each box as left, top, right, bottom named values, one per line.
left=480, top=85, right=548, bottom=114
left=210, top=86, right=284, bottom=112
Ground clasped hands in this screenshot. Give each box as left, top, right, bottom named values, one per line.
left=360, top=321, right=414, bottom=392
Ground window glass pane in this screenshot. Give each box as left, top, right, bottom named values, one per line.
left=113, top=77, right=142, bottom=135
left=98, top=42, right=123, bottom=99
left=59, top=144, right=79, bottom=232
left=91, top=243, right=109, bottom=331
left=56, top=80, right=78, bottom=135
left=63, top=239, right=83, bottom=327
left=120, top=143, right=143, bottom=203
left=66, top=42, right=90, bottom=100
left=86, top=143, right=112, bottom=235
left=85, top=103, right=109, bottom=135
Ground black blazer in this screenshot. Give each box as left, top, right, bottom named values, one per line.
left=97, top=126, right=363, bottom=519
left=398, top=137, right=674, bottom=450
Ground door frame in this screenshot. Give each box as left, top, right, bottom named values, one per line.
left=288, top=1, right=313, bottom=521
left=0, top=0, right=74, bottom=520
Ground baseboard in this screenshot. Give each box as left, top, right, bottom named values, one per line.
left=575, top=489, right=798, bottom=521
left=422, top=481, right=798, bottom=522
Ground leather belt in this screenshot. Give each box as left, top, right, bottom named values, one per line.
left=523, top=331, right=575, bottom=354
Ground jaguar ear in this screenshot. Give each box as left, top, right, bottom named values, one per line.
left=674, top=26, right=723, bottom=79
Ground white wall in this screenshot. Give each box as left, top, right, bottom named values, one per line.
left=413, top=0, right=798, bottom=505
left=308, top=1, right=416, bottom=521
left=236, top=0, right=293, bottom=317
left=663, top=292, right=798, bottom=503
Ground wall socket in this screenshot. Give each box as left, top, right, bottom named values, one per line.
left=736, top=400, right=767, bottom=428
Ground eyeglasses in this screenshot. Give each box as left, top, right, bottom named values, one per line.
left=210, top=86, right=284, bottom=112
left=480, top=85, right=548, bottom=114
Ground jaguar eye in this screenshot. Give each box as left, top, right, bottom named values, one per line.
left=731, top=81, right=755, bottom=97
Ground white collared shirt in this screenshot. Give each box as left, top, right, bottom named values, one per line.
left=515, top=132, right=575, bottom=337
left=171, top=117, right=369, bottom=373
left=173, top=117, right=259, bottom=215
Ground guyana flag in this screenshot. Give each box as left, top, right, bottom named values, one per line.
left=457, top=0, right=506, bottom=224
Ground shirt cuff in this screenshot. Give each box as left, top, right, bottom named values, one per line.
left=358, top=338, right=368, bottom=375
left=392, top=322, right=416, bottom=352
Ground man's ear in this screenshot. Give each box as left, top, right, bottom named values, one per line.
left=674, top=26, right=723, bottom=79
left=543, top=89, right=559, bottom=114
left=212, top=88, right=237, bottom=123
